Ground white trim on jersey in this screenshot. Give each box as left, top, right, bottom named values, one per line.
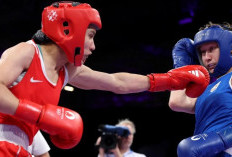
left=27, top=40, right=69, bottom=87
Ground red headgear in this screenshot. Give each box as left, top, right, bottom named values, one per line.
left=42, top=2, right=102, bottom=66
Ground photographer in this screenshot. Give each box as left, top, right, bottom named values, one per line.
left=96, top=119, right=146, bottom=157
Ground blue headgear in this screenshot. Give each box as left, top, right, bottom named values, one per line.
left=194, top=26, right=232, bottom=78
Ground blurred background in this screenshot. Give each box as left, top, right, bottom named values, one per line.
left=0, top=0, right=232, bottom=156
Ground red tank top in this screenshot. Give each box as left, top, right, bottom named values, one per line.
left=0, top=40, right=67, bottom=144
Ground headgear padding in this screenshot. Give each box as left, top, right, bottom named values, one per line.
left=42, top=2, right=102, bottom=66
left=194, top=26, right=232, bottom=77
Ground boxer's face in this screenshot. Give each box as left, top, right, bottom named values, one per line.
left=82, top=27, right=96, bottom=64
left=199, top=41, right=220, bottom=74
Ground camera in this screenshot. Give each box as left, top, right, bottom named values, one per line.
left=98, top=124, right=130, bottom=151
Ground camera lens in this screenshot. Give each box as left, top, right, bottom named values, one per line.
left=100, top=133, right=117, bottom=150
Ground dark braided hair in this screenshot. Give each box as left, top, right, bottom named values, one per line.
left=32, top=30, right=53, bottom=44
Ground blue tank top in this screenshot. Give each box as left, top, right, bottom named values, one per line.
left=194, top=71, right=232, bottom=135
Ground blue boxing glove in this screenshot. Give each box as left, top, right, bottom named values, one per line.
left=177, top=127, right=232, bottom=157
left=172, top=38, right=199, bottom=68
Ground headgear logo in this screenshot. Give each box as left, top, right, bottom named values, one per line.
left=47, top=10, right=58, bottom=22
left=195, top=31, right=210, bottom=42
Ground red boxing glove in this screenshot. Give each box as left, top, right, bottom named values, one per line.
left=147, top=65, right=210, bottom=98
left=14, top=100, right=83, bottom=149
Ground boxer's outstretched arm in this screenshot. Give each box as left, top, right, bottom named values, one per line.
left=68, top=64, right=209, bottom=97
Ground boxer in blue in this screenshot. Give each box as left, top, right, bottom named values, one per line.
left=169, top=22, right=232, bottom=157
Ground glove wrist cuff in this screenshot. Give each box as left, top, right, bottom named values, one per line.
left=147, top=73, right=170, bottom=92
left=14, top=99, right=42, bottom=124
